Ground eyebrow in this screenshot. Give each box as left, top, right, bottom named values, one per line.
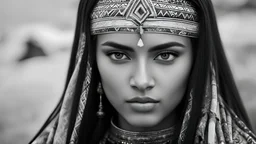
left=148, top=42, right=185, bottom=52
left=102, top=41, right=134, bottom=52
left=101, top=41, right=185, bottom=52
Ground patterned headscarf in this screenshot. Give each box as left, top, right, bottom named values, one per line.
left=31, top=0, right=256, bottom=143
left=32, top=31, right=256, bottom=144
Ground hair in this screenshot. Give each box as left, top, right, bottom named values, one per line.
left=30, top=0, right=253, bottom=144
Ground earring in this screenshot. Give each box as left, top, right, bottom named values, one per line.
left=97, top=82, right=105, bottom=118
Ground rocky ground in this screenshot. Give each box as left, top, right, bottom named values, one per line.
left=0, top=1, right=255, bottom=143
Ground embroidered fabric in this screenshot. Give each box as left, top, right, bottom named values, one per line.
left=90, top=0, right=199, bottom=38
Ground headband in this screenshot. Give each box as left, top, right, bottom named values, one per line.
left=91, top=0, right=199, bottom=46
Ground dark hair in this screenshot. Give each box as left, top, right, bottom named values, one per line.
left=30, top=0, right=253, bottom=143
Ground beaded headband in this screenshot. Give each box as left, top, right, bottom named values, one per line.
left=91, top=0, right=199, bottom=47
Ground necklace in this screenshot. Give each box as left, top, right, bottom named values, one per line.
left=100, top=120, right=177, bottom=144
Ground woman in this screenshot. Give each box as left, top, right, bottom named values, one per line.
left=30, top=0, right=256, bottom=143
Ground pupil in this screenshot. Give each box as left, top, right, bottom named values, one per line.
left=161, top=54, right=169, bottom=59
left=115, top=53, right=123, bottom=59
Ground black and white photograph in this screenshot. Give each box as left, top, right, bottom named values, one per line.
left=0, top=0, right=256, bottom=143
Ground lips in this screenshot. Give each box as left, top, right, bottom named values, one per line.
left=126, top=97, right=159, bottom=104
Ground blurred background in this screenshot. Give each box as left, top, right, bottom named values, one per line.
left=0, top=0, right=255, bottom=143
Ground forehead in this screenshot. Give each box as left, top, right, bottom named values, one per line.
left=96, top=33, right=191, bottom=48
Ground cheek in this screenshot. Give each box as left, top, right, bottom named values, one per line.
left=155, top=52, right=192, bottom=108
left=156, top=71, right=188, bottom=114
left=96, top=52, right=130, bottom=107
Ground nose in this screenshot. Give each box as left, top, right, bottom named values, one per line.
left=130, top=60, right=155, bottom=92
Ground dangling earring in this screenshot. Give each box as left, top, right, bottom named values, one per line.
left=97, top=82, right=104, bottom=118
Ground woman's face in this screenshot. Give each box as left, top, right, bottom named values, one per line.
left=96, top=33, right=193, bottom=131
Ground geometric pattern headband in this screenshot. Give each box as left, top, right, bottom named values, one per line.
left=91, top=0, right=199, bottom=47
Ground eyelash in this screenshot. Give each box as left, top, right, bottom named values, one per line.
left=107, top=51, right=130, bottom=61
left=154, top=51, right=179, bottom=62
left=106, top=50, right=179, bottom=62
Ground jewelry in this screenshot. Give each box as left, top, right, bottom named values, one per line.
left=137, top=26, right=144, bottom=47
left=97, top=82, right=105, bottom=118
left=100, top=119, right=177, bottom=144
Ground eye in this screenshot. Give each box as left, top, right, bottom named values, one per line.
left=154, top=51, right=177, bottom=62
left=108, top=52, right=130, bottom=61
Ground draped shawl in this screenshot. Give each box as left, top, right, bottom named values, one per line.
left=31, top=31, right=256, bottom=144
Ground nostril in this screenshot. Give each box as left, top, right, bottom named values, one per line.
left=130, top=82, right=154, bottom=92
left=129, top=75, right=155, bottom=91
left=146, top=85, right=154, bottom=91
left=131, top=85, right=137, bottom=90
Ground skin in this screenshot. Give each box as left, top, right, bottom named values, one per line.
left=96, top=33, right=193, bottom=132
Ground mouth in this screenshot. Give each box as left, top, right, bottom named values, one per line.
left=126, top=97, right=160, bottom=112
left=126, top=97, right=160, bottom=104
